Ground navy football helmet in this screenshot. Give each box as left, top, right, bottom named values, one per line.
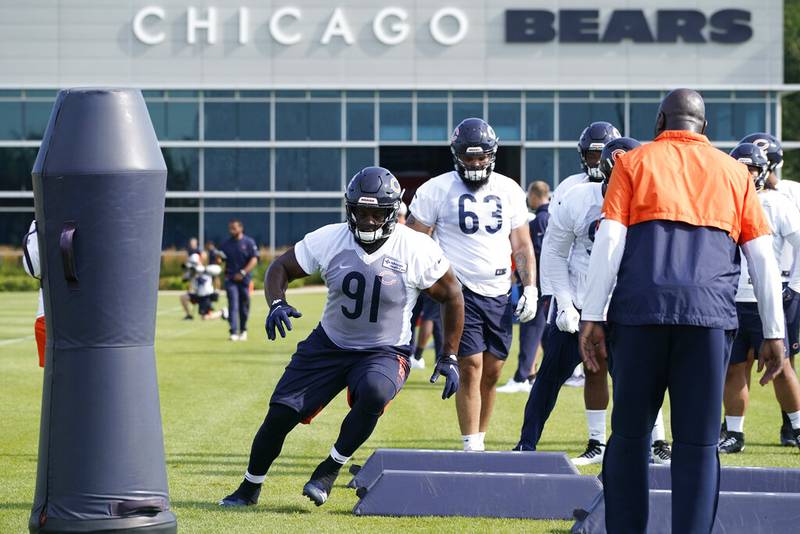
left=450, top=118, right=499, bottom=189
left=730, top=143, right=769, bottom=191
left=345, top=167, right=403, bottom=244
left=598, top=137, right=642, bottom=196
left=739, top=132, right=783, bottom=172
left=578, top=121, right=621, bottom=182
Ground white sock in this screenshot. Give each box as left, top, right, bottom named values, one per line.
left=586, top=410, right=606, bottom=443
left=463, top=433, right=484, bottom=451
left=787, top=411, right=800, bottom=430
left=478, top=431, right=486, bottom=447
left=329, top=445, right=351, bottom=465
left=244, top=471, right=265, bottom=484
left=726, top=415, right=745, bottom=433
left=651, top=408, right=666, bottom=442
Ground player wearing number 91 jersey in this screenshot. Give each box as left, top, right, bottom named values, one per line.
left=408, top=118, right=537, bottom=452
left=219, top=167, right=464, bottom=510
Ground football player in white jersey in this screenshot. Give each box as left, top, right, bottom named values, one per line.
left=542, top=121, right=621, bottom=321
left=408, top=118, right=537, bottom=451
left=22, top=220, right=46, bottom=368
left=219, top=167, right=464, bottom=508
left=719, top=143, right=800, bottom=453
left=741, top=132, right=800, bottom=444
left=515, top=138, right=671, bottom=465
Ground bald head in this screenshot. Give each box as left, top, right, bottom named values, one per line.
left=655, top=89, right=707, bottom=136
left=527, top=180, right=550, bottom=209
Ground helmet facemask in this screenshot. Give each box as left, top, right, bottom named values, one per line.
left=581, top=145, right=605, bottom=182
left=346, top=202, right=399, bottom=244
left=453, top=147, right=497, bottom=190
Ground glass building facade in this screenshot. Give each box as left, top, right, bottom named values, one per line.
left=0, top=89, right=781, bottom=250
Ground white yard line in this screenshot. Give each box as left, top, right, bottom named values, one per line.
left=0, top=335, right=34, bottom=347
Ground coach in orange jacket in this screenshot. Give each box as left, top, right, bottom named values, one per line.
left=579, top=89, right=786, bottom=533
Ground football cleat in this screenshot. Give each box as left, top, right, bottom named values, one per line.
left=302, top=458, right=342, bottom=506
left=497, top=378, right=533, bottom=393
left=238, top=331, right=248, bottom=341
left=718, top=431, right=745, bottom=454
left=651, top=440, right=672, bottom=465
left=229, top=333, right=239, bottom=341
left=410, top=357, right=426, bottom=370
left=780, top=424, right=795, bottom=447
left=218, top=481, right=260, bottom=507
left=572, top=439, right=605, bottom=466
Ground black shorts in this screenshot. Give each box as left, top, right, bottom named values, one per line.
left=730, top=302, right=789, bottom=365
left=457, top=286, right=513, bottom=360
left=270, top=324, right=411, bottom=423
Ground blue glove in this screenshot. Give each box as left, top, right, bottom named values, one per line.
left=265, top=299, right=302, bottom=341
left=429, top=354, right=460, bottom=400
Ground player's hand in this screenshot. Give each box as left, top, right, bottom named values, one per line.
left=233, top=273, right=243, bottom=282
left=515, top=285, right=538, bottom=323
left=578, top=321, right=607, bottom=373
left=555, top=303, right=580, bottom=334
left=757, top=338, right=785, bottom=386
left=430, top=354, right=460, bottom=400
left=265, top=299, right=302, bottom=341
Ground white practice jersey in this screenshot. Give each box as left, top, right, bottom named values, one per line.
left=541, top=182, right=604, bottom=310
left=190, top=273, right=215, bottom=297
left=22, top=220, right=44, bottom=318
left=410, top=171, right=528, bottom=297
left=541, top=172, right=589, bottom=296
left=295, top=223, right=450, bottom=350
left=777, top=179, right=800, bottom=272
left=737, top=189, right=800, bottom=302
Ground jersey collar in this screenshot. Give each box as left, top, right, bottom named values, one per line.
left=353, top=227, right=398, bottom=265
left=654, top=130, right=710, bottom=145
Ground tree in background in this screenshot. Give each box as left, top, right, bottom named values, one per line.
left=783, top=0, right=800, bottom=179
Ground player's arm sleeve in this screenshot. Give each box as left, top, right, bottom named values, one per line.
left=785, top=231, right=800, bottom=293
left=540, top=208, right=575, bottom=311
left=581, top=219, right=627, bottom=321
left=509, top=185, right=529, bottom=229
left=742, top=235, right=785, bottom=339
left=293, top=228, right=326, bottom=274
left=412, top=239, right=451, bottom=289
left=408, top=184, right=438, bottom=227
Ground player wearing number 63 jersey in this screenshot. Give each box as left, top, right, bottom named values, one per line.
left=219, top=166, right=464, bottom=510
left=408, top=118, right=537, bottom=452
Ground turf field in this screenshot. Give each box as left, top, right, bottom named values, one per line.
left=2, top=290, right=799, bottom=533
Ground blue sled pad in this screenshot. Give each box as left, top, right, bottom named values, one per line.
left=348, top=448, right=577, bottom=490
left=648, top=464, right=800, bottom=493
left=353, top=469, right=601, bottom=519
left=571, top=489, right=800, bottom=533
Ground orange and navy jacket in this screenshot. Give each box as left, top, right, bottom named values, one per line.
left=603, top=130, right=771, bottom=329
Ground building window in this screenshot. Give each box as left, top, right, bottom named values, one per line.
left=558, top=148, right=582, bottom=180
left=162, top=148, right=199, bottom=191
left=525, top=149, right=556, bottom=189
left=275, top=102, right=341, bottom=141
left=629, top=102, right=660, bottom=140
left=346, top=148, right=375, bottom=180
left=417, top=102, right=448, bottom=141
left=452, top=101, right=484, bottom=128
left=203, top=211, right=268, bottom=248
left=163, top=212, right=199, bottom=250
left=346, top=102, right=374, bottom=141
left=275, top=148, right=341, bottom=191
left=559, top=101, right=625, bottom=141
left=205, top=149, right=269, bottom=191
left=489, top=101, right=521, bottom=142
left=0, top=147, right=37, bottom=190
left=705, top=102, right=766, bottom=141
left=525, top=102, right=554, bottom=141
left=148, top=102, right=199, bottom=140
left=379, top=102, right=412, bottom=141
left=204, top=102, right=269, bottom=140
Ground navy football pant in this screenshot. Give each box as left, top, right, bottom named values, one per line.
left=513, top=295, right=550, bottom=382
left=246, top=372, right=397, bottom=477
left=604, top=324, right=732, bottom=534
left=225, top=279, right=250, bottom=334
left=516, top=322, right=579, bottom=450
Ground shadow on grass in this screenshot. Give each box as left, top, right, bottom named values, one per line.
left=0, top=502, right=32, bottom=510
left=172, top=500, right=309, bottom=514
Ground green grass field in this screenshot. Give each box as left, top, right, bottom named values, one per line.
left=2, top=290, right=799, bottom=533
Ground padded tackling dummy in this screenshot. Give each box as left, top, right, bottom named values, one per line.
left=353, top=470, right=602, bottom=519
left=571, top=465, right=800, bottom=533
left=348, top=448, right=578, bottom=489
left=28, top=88, right=176, bottom=533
